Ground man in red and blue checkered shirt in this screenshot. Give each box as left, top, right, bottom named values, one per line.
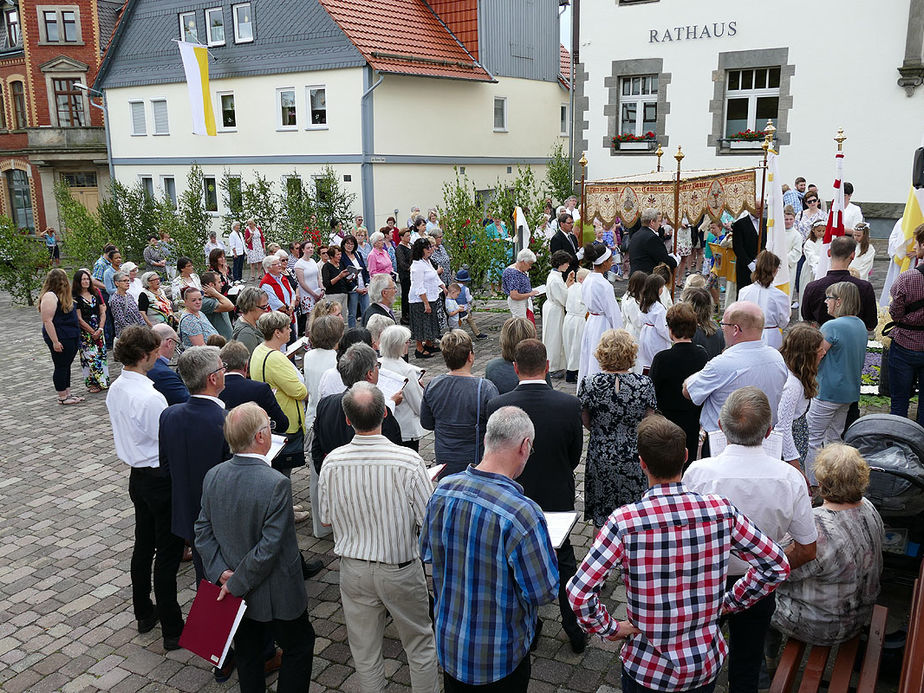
left=567, top=415, right=790, bottom=693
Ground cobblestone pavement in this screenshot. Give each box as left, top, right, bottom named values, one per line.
left=0, top=290, right=908, bottom=692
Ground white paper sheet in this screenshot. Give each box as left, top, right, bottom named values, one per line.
left=285, top=336, right=308, bottom=357
left=267, top=434, right=287, bottom=464
left=531, top=284, right=547, bottom=295
left=544, top=511, right=579, bottom=549
left=707, top=429, right=783, bottom=459
left=376, top=368, right=408, bottom=402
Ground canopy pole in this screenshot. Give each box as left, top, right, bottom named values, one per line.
left=672, top=146, right=685, bottom=299
left=578, top=152, right=588, bottom=246
left=757, top=120, right=774, bottom=249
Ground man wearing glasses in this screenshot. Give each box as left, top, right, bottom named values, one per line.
left=148, top=323, right=189, bottom=405
left=682, top=301, right=788, bottom=456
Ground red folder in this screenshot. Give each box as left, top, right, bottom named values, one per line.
left=179, top=580, right=248, bottom=667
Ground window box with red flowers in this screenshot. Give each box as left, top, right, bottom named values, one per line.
left=612, top=132, right=657, bottom=151
left=721, top=129, right=766, bottom=150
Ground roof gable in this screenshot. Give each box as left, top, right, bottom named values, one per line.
left=318, top=0, right=492, bottom=82
left=560, top=44, right=570, bottom=89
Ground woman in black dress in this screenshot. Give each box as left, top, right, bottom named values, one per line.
left=648, top=303, right=709, bottom=466
left=685, top=286, right=725, bottom=360
left=395, top=228, right=413, bottom=325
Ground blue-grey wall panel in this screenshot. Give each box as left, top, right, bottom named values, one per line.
left=478, top=0, right=559, bottom=82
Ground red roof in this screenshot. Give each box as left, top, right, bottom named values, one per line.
left=560, top=44, right=571, bottom=89
left=319, top=0, right=492, bottom=82
left=428, top=0, right=479, bottom=60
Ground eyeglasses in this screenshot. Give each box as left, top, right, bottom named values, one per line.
left=825, top=294, right=838, bottom=301
left=806, top=199, right=819, bottom=204
left=256, top=420, right=277, bottom=436
left=524, top=438, right=535, bottom=457
left=719, top=322, right=739, bottom=329
left=210, top=363, right=227, bottom=376
left=259, top=303, right=271, bottom=311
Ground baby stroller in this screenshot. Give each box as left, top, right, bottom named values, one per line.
left=844, top=414, right=924, bottom=572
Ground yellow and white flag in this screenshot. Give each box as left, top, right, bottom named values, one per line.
left=898, top=185, right=924, bottom=274
left=178, top=41, right=216, bottom=136
left=765, top=151, right=790, bottom=294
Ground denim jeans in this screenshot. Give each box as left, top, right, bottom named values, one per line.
left=347, top=290, right=370, bottom=328
left=889, top=341, right=924, bottom=427
left=622, top=668, right=717, bottom=693
left=724, top=576, right=776, bottom=693
left=232, top=254, right=245, bottom=282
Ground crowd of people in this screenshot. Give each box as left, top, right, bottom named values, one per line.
left=33, top=194, right=915, bottom=693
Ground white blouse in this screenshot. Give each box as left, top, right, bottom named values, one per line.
left=777, top=370, right=811, bottom=462
left=409, top=259, right=443, bottom=303
left=638, top=302, right=671, bottom=369
left=295, top=257, right=322, bottom=300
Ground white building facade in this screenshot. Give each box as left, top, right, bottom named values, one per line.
left=574, top=0, right=924, bottom=233
left=95, top=0, right=570, bottom=234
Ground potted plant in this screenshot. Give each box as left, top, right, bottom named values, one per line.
left=612, top=131, right=656, bottom=151
left=724, top=129, right=766, bottom=150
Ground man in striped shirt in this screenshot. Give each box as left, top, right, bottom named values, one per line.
left=421, top=406, right=559, bottom=691
left=318, top=381, right=438, bottom=691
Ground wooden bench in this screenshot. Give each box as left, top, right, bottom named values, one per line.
left=899, top=558, right=924, bottom=692
left=769, top=604, right=887, bottom=693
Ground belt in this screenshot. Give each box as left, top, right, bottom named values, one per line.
left=353, top=557, right=416, bottom=568
left=588, top=312, right=601, bottom=316
left=130, top=465, right=169, bottom=478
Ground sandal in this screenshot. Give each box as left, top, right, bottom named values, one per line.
left=87, top=386, right=102, bottom=394
left=58, top=395, right=83, bottom=405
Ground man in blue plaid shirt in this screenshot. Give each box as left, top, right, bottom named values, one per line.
left=421, top=406, right=559, bottom=691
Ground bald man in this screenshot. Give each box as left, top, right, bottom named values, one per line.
left=148, top=323, right=189, bottom=405
left=683, top=301, right=788, bottom=450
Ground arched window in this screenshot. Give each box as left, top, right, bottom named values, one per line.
left=11, top=81, right=26, bottom=129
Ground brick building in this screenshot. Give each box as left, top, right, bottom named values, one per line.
left=0, top=0, right=121, bottom=234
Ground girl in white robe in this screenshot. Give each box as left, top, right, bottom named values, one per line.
left=737, top=251, right=791, bottom=349
left=638, top=274, right=671, bottom=372
left=542, top=254, right=572, bottom=373
left=620, top=271, right=646, bottom=340
left=799, top=223, right=825, bottom=309
left=578, top=245, right=623, bottom=385
left=562, top=269, right=589, bottom=381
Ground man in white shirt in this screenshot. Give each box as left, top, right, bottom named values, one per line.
left=227, top=221, right=246, bottom=284
left=684, top=387, right=817, bottom=693
left=683, top=301, right=788, bottom=453
left=842, top=182, right=864, bottom=232
left=318, top=382, right=438, bottom=692
left=106, top=325, right=185, bottom=651
left=203, top=230, right=225, bottom=263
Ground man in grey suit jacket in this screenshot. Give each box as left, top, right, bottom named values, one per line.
left=196, top=402, right=315, bottom=692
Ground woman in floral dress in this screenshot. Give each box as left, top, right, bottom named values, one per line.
left=579, top=329, right=657, bottom=526
left=71, top=269, right=110, bottom=392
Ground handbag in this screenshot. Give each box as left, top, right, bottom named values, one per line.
left=259, top=351, right=306, bottom=470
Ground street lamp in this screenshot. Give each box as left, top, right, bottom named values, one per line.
left=74, top=83, right=115, bottom=197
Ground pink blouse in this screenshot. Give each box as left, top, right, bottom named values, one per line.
left=367, top=247, right=394, bottom=276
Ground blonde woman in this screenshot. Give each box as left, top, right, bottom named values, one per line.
left=40, top=268, right=83, bottom=404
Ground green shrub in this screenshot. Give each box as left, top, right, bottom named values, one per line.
left=0, top=216, right=50, bottom=305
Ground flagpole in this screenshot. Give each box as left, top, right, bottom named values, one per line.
left=672, top=145, right=684, bottom=299
left=758, top=121, right=776, bottom=249
left=578, top=152, right=587, bottom=246
left=656, top=144, right=663, bottom=173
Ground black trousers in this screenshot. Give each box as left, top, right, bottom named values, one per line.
left=443, top=654, right=530, bottom=692
left=400, top=439, right=420, bottom=452
left=725, top=576, right=776, bottom=693
left=235, top=611, right=315, bottom=693
left=556, top=540, right=583, bottom=641
left=128, top=468, right=185, bottom=638
left=399, top=273, right=411, bottom=324
left=232, top=254, right=245, bottom=282
left=43, top=335, right=78, bottom=391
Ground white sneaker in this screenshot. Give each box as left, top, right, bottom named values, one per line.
left=293, top=510, right=310, bottom=523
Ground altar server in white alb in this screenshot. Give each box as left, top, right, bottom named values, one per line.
left=737, top=250, right=790, bottom=349
left=562, top=268, right=590, bottom=384
left=578, top=244, right=623, bottom=385
left=542, top=250, right=573, bottom=378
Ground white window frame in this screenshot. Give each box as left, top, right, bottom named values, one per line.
left=305, top=85, right=327, bottom=130
left=618, top=75, right=659, bottom=137
left=129, top=100, right=146, bottom=136
left=160, top=175, right=177, bottom=209
left=216, top=91, right=236, bottom=132
left=203, top=174, right=219, bottom=214
left=150, top=98, right=169, bottom=135
left=138, top=175, right=154, bottom=198
left=179, top=11, right=197, bottom=43
left=723, top=67, right=781, bottom=139
left=283, top=174, right=303, bottom=199
left=205, top=7, right=225, bottom=47
left=493, top=96, right=507, bottom=132
left=276, top=87, right=297, bottom=131
left=559, top=103, right=568, bottom=136
left=232, top=3, right=253, bottom=44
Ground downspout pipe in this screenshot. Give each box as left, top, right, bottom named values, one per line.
left=361, top=67, right=384, bottom=227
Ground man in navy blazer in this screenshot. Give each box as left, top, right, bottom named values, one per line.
left=485, top=338, right=587, bottom=653
left=148, top=324, right=189, bottom=405
left=218, top=341, right=289, bottom=433
left=159, top=345, right=230, bottom=585
left=629, top=208, right=678, bottom=276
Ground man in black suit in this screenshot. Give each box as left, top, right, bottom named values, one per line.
left=629, top=208, right=678, bottom=276
left=485, top=338, right=587, bottom=653
left=159, top=346, right=231, bottom=585
left=311, top=343, right=403, bottom=472
left=550, top=213, right=581, bottom=276
left=148, top=324, right=189, bottom=405
left=731, top=211, right=763, bottom=290
left=362, top=273, right=398, bottom=326
left=218, top=341, right=289, bottom=434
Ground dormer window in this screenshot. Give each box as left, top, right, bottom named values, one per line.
left=5, top=9, right=20, bottom=46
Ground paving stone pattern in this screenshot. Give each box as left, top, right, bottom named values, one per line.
left=0, top=289, right=903, bottom=692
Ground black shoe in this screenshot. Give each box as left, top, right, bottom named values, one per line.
left=569, top=633, right=589, bottom=654
left=565, top=370, right=578, bottom=383
left=213, top=654, right=236, bottom=683
left=302, top=558, right=324, bottom=579
left=476, top=333, right=488, bottom=340
left=424, top=343, right=441, bottom=352
left=137, top=614, right=159, bottom=634
left=530, top=619, right=544, bottom=652
left=163, top=636, right=182, bottom=651
left=414, top=349, right=433, bottom=359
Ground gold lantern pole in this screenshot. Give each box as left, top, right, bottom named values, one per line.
left=578, top=152, right=588, bottom=246
left=672, top=145, right=685, bottom=299
left=834, top=127, right=847, bottom=152
left=757, top=121, right=776, bottom=248
left=655, top=144, right=664, bottom=173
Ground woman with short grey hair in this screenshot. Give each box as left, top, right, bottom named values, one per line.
left=366, top=231, right=394, bottom=278
left=109, top=270, right=148, bottom=337
left=230, top=286, right=269, bottom=354
left=380, top=324, right=426, bottom=451
left=366, top=313, right=395, bottom=351
left=138, top=271, right=174, bottom=326
left=501, top=248, right=539, bottom=323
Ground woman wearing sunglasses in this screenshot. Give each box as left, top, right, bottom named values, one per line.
left=230, top=286, right=271, bottom=355
left=796, top=193, right=826, bottom=240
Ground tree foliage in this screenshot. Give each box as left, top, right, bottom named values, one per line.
left=174, top=164, right=212, bottom=262
left=0, top=216, right=49, bottom=305
left=312, top=165, right=356, bottom=232
left=545, top=140, right=575, bottom=207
